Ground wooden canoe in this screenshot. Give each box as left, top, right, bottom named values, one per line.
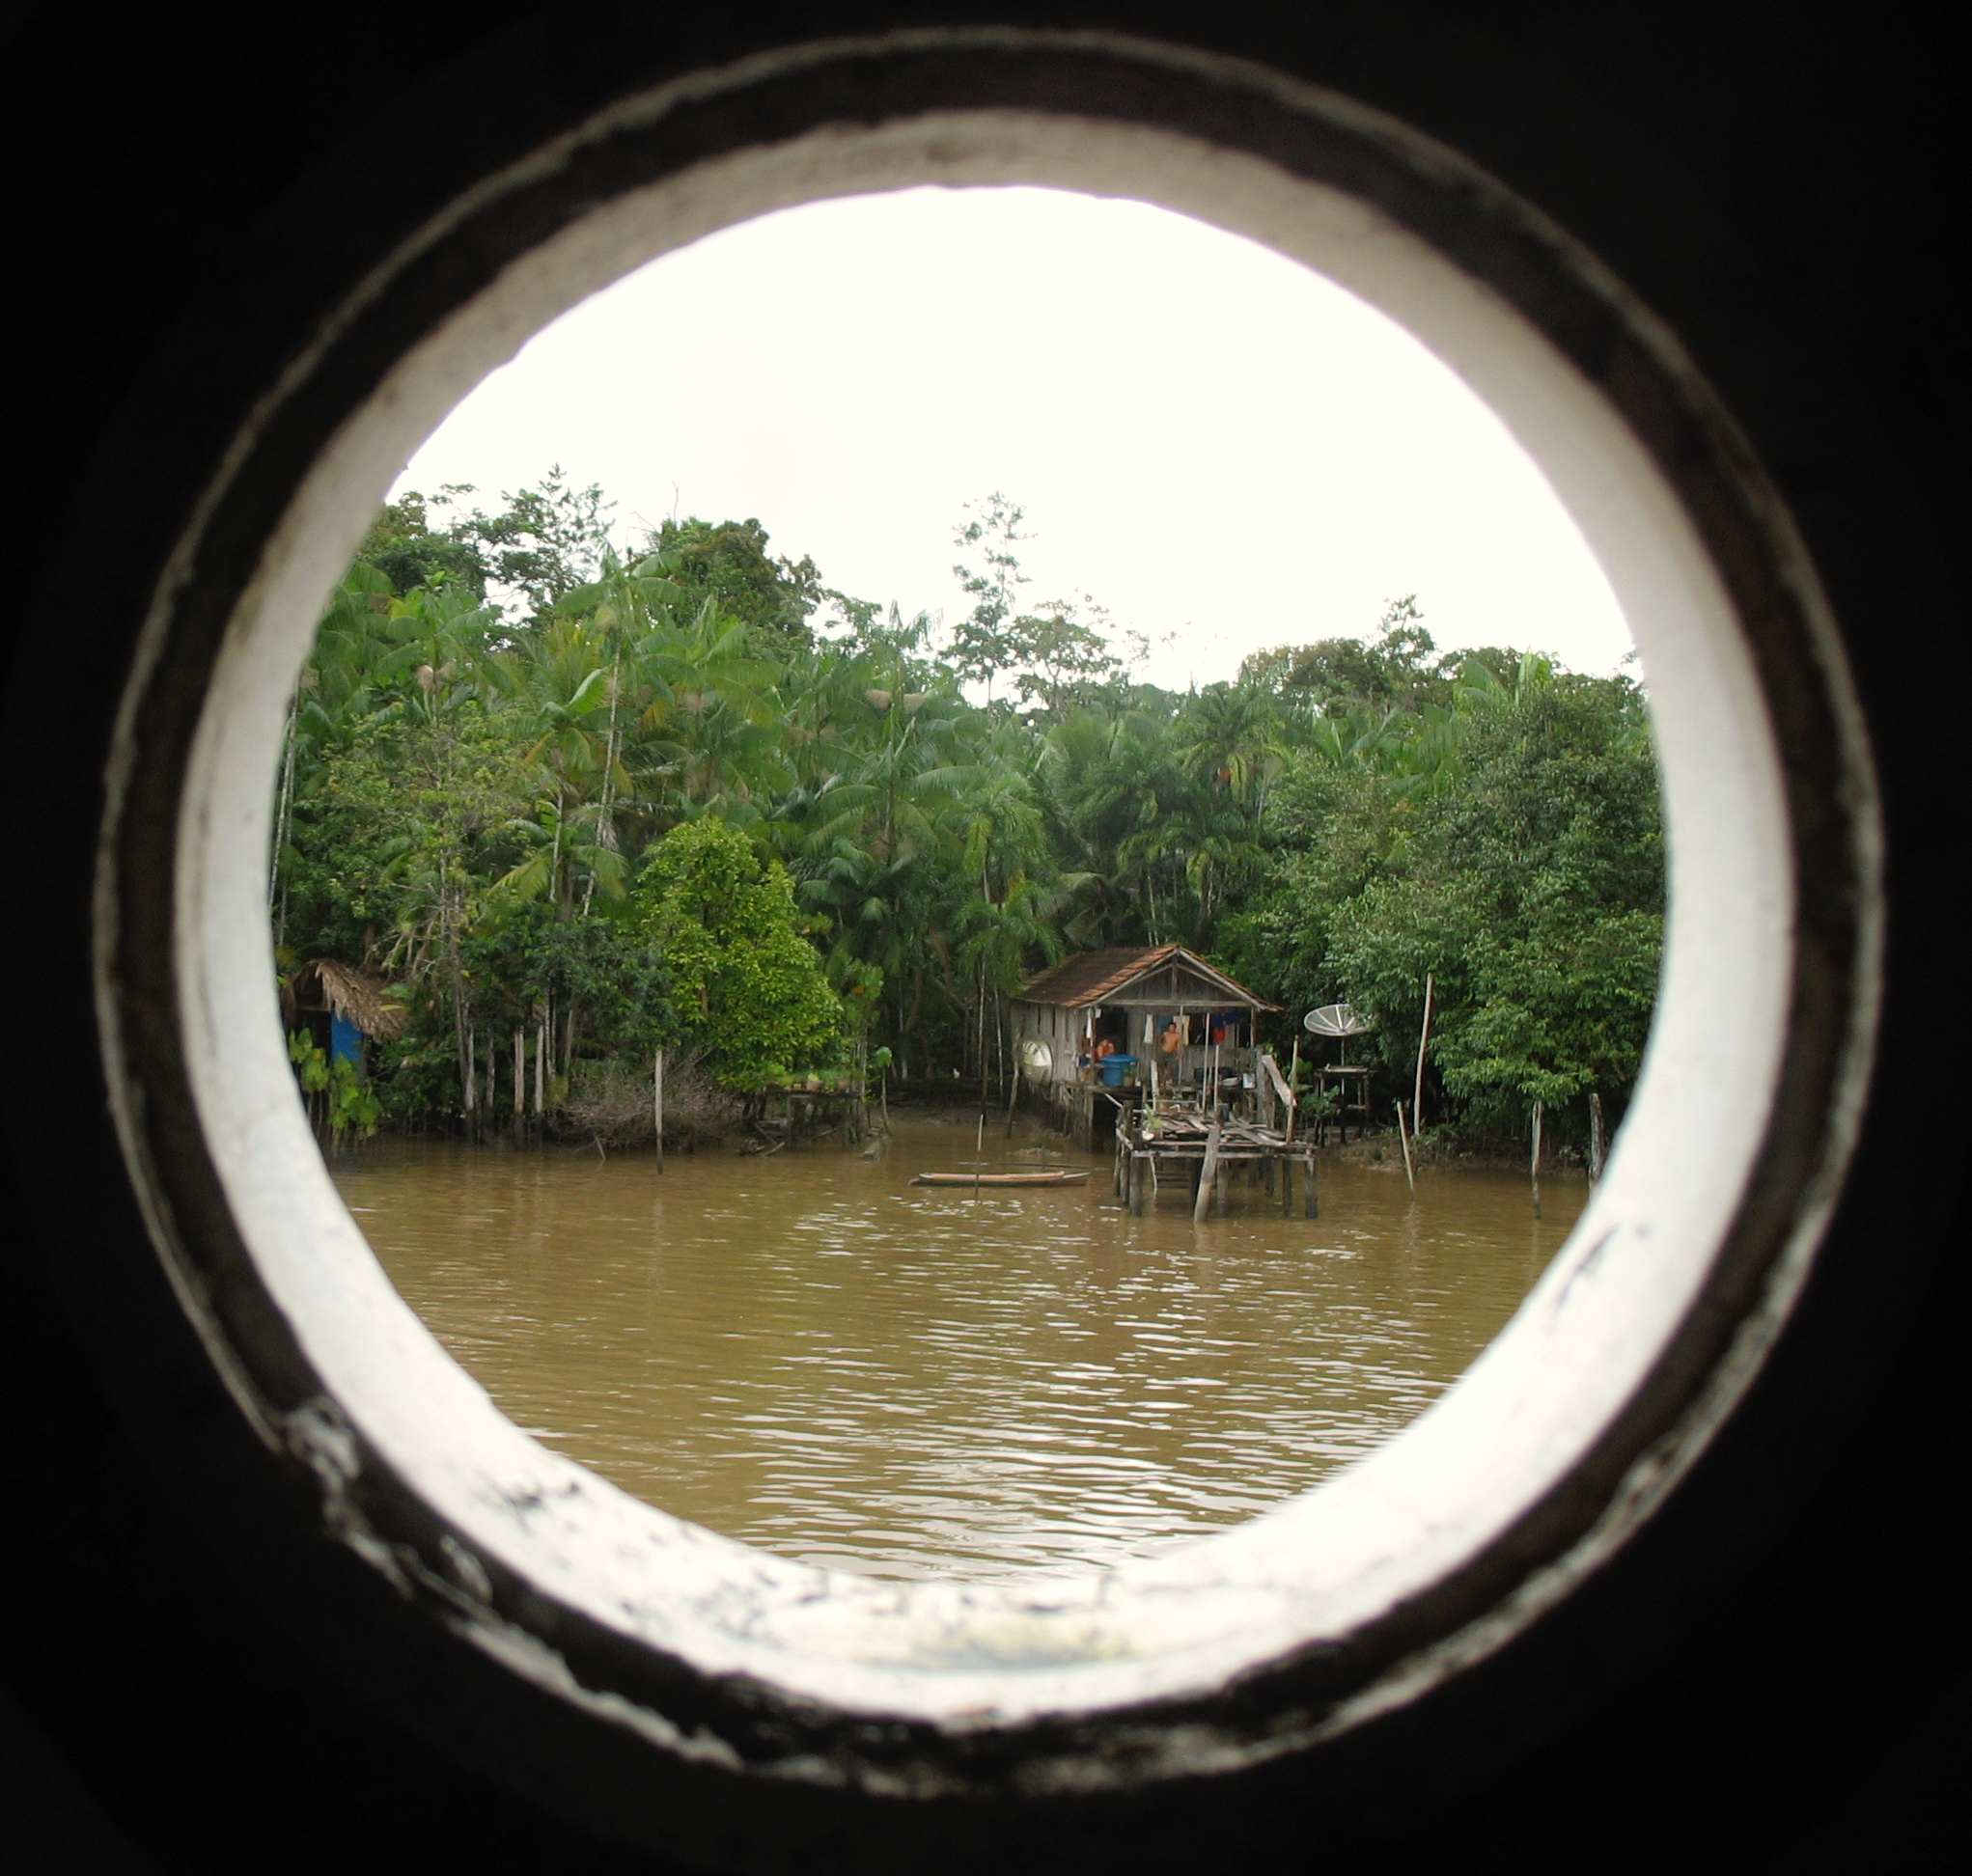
left=910, top=1169, right=1091, bottom=1188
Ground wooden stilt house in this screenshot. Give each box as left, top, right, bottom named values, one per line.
left=1012, top=945, right=1278, bottom=1146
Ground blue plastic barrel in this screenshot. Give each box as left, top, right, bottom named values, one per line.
left=1100, top=1054, right=1137, bottom=1087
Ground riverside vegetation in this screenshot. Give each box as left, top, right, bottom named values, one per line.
left=275, top=477, right=1662, bottom=1153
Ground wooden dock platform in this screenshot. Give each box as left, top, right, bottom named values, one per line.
left=1022, top=1047, right=1320, bottom=1219
left=1114, top=1105, right=1319, bottom=1220
left=1104, top=1053, right=1317, bottom=1220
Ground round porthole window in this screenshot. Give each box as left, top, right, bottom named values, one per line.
left=94, top=29, right=1876, bottom=1869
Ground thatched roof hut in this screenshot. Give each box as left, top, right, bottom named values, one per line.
left=284, top=959, right=408, bottom=1040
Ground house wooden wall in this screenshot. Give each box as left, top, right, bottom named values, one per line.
left=1013, top=999, right=1086, bottom=1085
left=1014, top=1000, right=1259, bottom=1090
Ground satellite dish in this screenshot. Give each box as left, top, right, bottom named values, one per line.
left=1303, top=1004, right=1372, bottom=1037
left=1018, top=1037, right=1054, bottom=1081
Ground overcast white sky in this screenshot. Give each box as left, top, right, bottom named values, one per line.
left=394, top=186, right=1633, bottom=688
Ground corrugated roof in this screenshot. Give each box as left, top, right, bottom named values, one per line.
left=1015, top=945, right=1278, bottom=1010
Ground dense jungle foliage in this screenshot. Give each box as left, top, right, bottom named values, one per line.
left=274, top=476, right=1662, bottom=1143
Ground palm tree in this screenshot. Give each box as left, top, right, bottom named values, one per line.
left=500, top=617, right=620, bottom=912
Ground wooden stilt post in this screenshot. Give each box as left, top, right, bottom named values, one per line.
left=1396, top=1099, right=1417, bottom=1195
left=1589, top=1090, right=1606, bottom=1183
left=1194, top=1111, right=1223, bottom=1225
left=513, top=1029, right=524, bottom=1121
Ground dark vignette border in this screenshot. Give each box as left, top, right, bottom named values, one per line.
left=8, top=22, right=1887, bottom=1874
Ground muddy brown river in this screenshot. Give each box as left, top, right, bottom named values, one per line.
left=332, top=1117, right=1583, bottom=1579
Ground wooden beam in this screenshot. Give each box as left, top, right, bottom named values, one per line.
left=1261, top=1050, right=1294, bottom=1125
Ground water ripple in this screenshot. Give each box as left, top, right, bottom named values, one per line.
left=332, top=1118, right=1580, bottom=1578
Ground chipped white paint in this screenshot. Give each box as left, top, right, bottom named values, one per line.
left=171, top=101, right=1805, bottom=1741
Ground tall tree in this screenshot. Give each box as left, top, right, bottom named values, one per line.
left=649, top=515, right=821, bottom=650
left=950, top=492, right=1033, bottom=705
left=636, top=820, right=844, bottom=1089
